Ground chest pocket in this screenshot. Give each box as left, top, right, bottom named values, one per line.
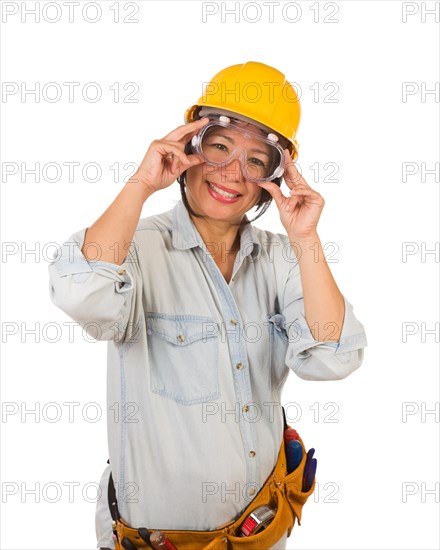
left=267, top=312, right=290, bottom=392
left=146, top=313, right=220, bottom=405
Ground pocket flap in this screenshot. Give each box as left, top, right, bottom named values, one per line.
left=285, top=477, right=316, bottom=525
left=146, top=314, right=218, bottom=346
left=281, top=435, right=316, bottom=526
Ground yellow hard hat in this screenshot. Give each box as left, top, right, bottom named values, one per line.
left=184, top=61, right=301, bottom=161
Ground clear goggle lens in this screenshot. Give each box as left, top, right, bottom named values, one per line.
left=191, top=116, right=285, bottom=183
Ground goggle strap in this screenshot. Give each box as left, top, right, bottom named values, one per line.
left=217, top=115, right=280, bottom=144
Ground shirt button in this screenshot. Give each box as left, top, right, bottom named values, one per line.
left=177, top=334, right=186, bottom=342
left=236, top=362, right=244, bottom=370
left=242, top=404, right=249, bottom=413
left=248, top=487, right=256, bottom=495
left=249, top=450, right=256, bottom=458
left=117, top=268, right=126, bottom=275
left=230, top=319, right=238, bottom=326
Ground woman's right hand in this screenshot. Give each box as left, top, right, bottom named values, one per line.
left=132, top=118, right=209, bottom=194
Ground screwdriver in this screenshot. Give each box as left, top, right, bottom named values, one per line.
left=138, top=527, right=154, bottom=548
left=150, top=530, right=178, bottom=550
left=285, top=439, right=303, bottom=473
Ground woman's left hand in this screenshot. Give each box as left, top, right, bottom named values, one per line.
left=257, top=150, right=325, bottom=239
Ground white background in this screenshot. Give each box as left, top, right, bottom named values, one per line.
left=1, top=1, right=439, bottom=549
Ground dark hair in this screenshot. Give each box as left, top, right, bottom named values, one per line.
left=177, top=141, right=282, bottom=227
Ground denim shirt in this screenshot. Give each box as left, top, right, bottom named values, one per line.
left=48, top=198, right=367, bottom=547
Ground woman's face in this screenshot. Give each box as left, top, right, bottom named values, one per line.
left=184, top=121, right=270, bottom=224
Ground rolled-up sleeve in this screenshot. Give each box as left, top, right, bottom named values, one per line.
left=48, top=228, right=143, bottom=344
left=281, top=261, right=367, bottom=381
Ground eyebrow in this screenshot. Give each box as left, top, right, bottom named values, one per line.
left=212, top=132, right=271, bottom=158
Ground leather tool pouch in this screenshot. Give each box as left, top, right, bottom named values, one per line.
left=108, top=408, right=316, bottom=549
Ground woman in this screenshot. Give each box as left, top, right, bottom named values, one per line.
left=48, top=61, right=367, bottom=549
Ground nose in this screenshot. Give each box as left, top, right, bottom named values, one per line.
left=221, top=156, right=246, bottom=183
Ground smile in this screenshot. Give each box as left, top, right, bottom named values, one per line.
left=206, top=181, right=241, bottom=199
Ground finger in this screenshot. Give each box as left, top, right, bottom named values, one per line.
left=155, top=142, right=192, bottom=168
left=289, top=187, right=322, bottom=199
left=162, top=117, right=209, bottom=143
left=160, top=140, right=204, bottom=163
left=284, top=195, right=301, bottom=213
left=167, top=152, right=205, bottom=178
left=163, top=145, right=206, bottom=173
left=289, top=187, right=314, bottom=195
left=184, top=153, right=205, bottom=168
left=257, top=181, right=286, bottom=208
left=286, top=170, right=310, bottom=189
left=283, top=151, right=311, bottom=189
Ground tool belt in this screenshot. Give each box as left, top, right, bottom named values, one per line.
left=107, top=410, right=316, bottom=549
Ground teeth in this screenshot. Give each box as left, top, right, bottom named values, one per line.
left=207, top=181, right=239, bottom=198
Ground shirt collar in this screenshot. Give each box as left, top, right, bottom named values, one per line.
left=171, top=199, right=260, bottom=259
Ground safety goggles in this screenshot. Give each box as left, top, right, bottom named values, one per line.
left=190, top=115, right=285, bottom=183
